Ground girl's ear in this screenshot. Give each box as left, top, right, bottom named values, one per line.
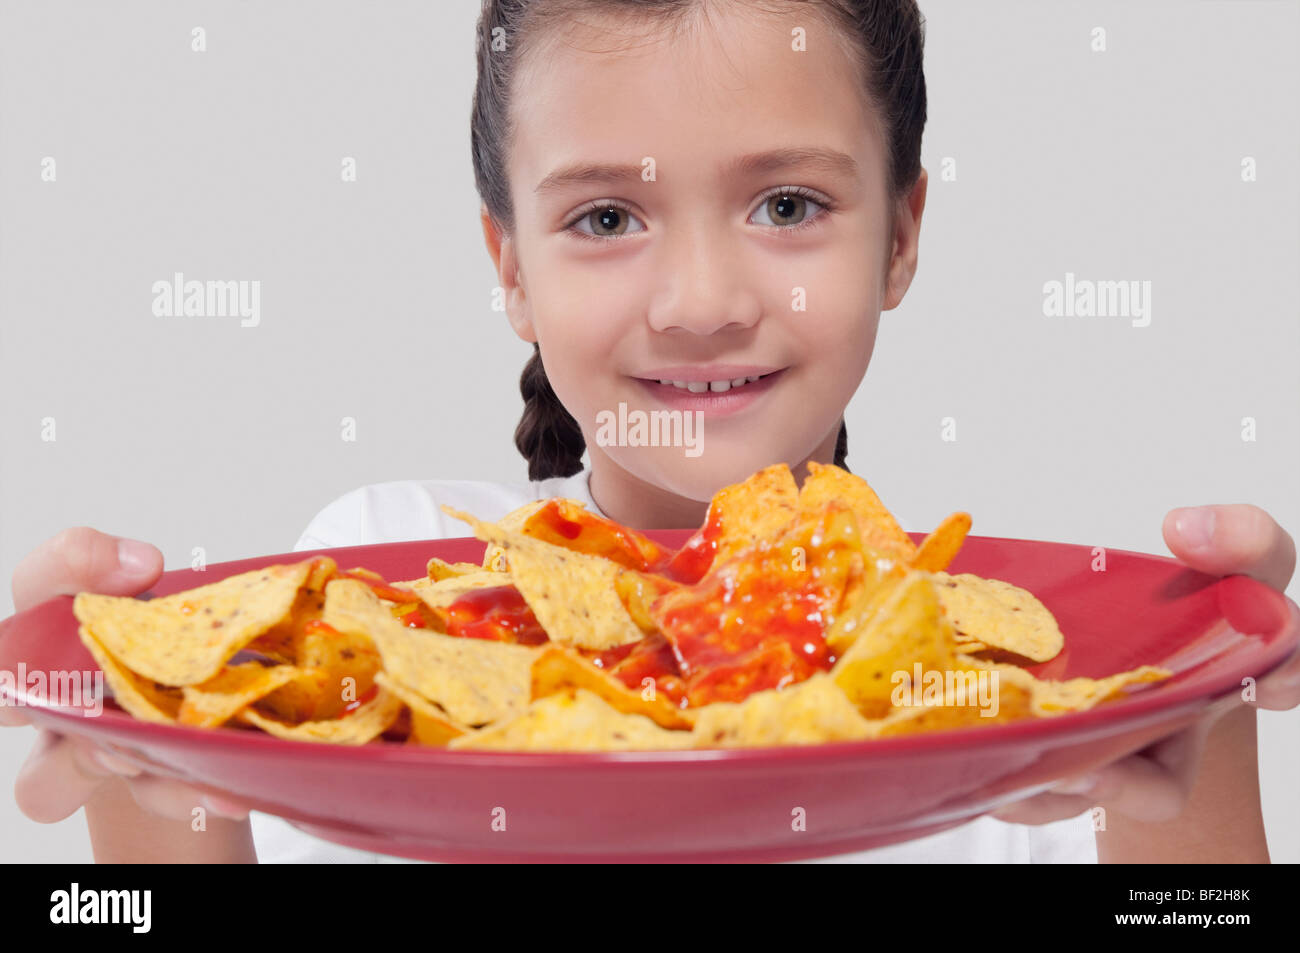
left=882, top=167, right=928, bottom=312
left=480, top=203, right=537, bottom=344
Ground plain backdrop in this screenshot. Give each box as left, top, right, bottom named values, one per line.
left=1, top=0, right=1296, bottom=862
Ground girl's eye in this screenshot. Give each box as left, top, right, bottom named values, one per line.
left=749, top=187, right=830, bottom=230
left=565, top=203, right=646, bottom=240
left=563, top=187, right=832, bottom=241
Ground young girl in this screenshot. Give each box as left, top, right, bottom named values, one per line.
left=7, top=0, right=1297, bottom=863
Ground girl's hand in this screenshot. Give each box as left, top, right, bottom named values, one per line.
left=4, top=527, right=251, bottom=823
left=993, top=503, right=1298, bottom=826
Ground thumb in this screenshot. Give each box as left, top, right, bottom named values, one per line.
left=12, top=527, right=164, bottom=613
left=1162, top=504, right=1295, bottom=592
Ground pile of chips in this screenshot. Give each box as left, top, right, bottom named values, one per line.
left=73, top=463, right=1168, bottom=750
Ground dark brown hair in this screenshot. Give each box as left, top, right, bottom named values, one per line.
left=471, top=0, right=927, bottom=480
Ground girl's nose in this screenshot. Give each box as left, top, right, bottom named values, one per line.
left=645, top=221, right=761, bottom=335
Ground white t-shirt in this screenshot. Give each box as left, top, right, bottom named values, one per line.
left=251, top=467, right=1097, bottom=863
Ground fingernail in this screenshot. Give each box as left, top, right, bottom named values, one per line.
left=1054, top=772, right=1100, bottom=795
left=116, top=539, right=154, bottom=574
left=1174, top=507, right=1216, bottom=552
left=92, top=749, right=142, bottom=777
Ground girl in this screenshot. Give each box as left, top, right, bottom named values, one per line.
left=7, top=0, right=1297, bottom=863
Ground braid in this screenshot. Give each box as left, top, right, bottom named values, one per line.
left=834, top=420, right=850, bottom=472
left=514, top=343, right=586, bottom=481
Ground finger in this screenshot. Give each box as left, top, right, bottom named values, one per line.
left=995, top=716, right=1214, bottom=825
left=1256, top=640, right=1300, bottom=710
left=68, top=736, right=143, bottom=778
left=991, top=791, right=1099, bottom=825
left=1090, top=719, right=1212, bottom=822
left=0, top=706, right=33, bottom=728
left=1163, top=504, right=1296, bottom=591
left=13, top=730, right=114, bottom=823
left=11, top=527, right=164, bottom=614
left=124, top=775, right=250, bottom=822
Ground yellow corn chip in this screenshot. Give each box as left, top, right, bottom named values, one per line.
left=406, top=571, right=514, bottom=613
left=239, top=685, right=403, bottom=744
left=78, top=625, right=181, bottom=724
left=965, top=659, right=1170, bottom=715
left=530, top=644, right=694, bottom=730
left=374, top=672, right=469, bottom=746
left=178, top=662, right=306, bottom=728
left=480, top=499, right=552, bottom=571
left=706, top=463, right=800, bottom=564
left=323, top=578, right=539, bottom=725
left=831, top=571, right=961, bottom=718
left=799, top=462, right=917, bottom=563
left=932, top=572, right=1065, bottom=662
left=911, top=512, right=972, bottom=572
left=426, top=557, right=490, bottom=581
left=872, top=677, right=1037, bottom=736
left=443, top=508, right=642, bottom=651
left=691, top=674, right=879, bottom=747
left=256, top=621, right=382, bottom=723
left=73, top=560, right=317, bottom=685
left=448, top=688, right=694, bottom=752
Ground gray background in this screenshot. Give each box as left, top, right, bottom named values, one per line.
left=1, top=0, right=1296, bottom=862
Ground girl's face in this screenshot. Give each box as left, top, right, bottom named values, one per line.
left=488, top=3, right=925, bottom=510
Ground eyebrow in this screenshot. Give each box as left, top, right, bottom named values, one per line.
left=534, top=147, right=859, bottom=195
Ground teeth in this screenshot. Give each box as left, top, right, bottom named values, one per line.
left=658, top=373, right=769, bottom=393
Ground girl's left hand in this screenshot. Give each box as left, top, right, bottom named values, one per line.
left=992, top=503, right=1298, bottom=825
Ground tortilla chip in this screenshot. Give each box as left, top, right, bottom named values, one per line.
left=239, top=685, right=403, bottom=744
left=705, top=463, right=800, bottom=564
left=798, top=462, right=917, bottom=563
left=530, top=644, right=694, bottom=730
left=514, top=499, right=670, bottom=573
left=480, top=499, right=551, bottom=571
left=178, top=662, right=306, bottom=728
left=824, top=567, right=905, bottom=656
left=374, top=672, right=469, bottom=746
left=78, top=625, right=181, bottom=724
left=614, top=569, right=679, bottom=635
left=406, top=571, right=515, bottom=612
left=73, top=559, right=317, bottom=685
left=872, top=676, right=1038, bottom=736
left=443, top=508, right=643, bottom=651
left=322, top=578, right=539, bottom=725
left=447, top=688, right=694, bottom=752
left=966, top=659, right=1170, bottom=715
left=690, top=674, right=879, bottom=747
left=831, top=571, right=962, bottom=718
left=255, top=620, right=383, bottom=722
left=426, top=557, right=489, bottom=581
left=249, top=556, right=357, bottom=660
left=932, top=572, right=1065, bottom=662
left=651, top=501, right=866, bottom=706
left=911, top=512, right=972, bottom=572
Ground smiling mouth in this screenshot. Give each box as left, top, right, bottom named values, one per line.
left=638, top=371, right=779, bottom=394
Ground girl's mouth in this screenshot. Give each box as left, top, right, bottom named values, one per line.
left=632, top=369, right=785, bottom=417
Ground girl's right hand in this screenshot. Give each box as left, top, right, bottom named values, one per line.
left=4, top=527, right=250, bottom=823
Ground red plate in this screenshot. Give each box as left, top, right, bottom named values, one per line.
left=1, top=532, right=1296, bottom=862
